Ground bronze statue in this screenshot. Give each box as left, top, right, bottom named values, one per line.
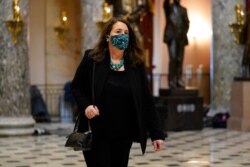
left=163, top=0, right=189, bottom=89
left=105, top=0, right=149, bottom=43
left=239, top=13, right=250, bottom=78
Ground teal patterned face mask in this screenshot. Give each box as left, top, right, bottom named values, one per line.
left=110, top=34, right=129, bottom=50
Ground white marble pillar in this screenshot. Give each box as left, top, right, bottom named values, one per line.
left=209, top=0, right=245, bottom=116
left=0, top=0, right=35, bottom=136
left=81, top=0, right=103, bottom=53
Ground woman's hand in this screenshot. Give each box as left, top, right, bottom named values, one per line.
left=85, top=105, right=99, bottom=119
left=152, top=140, right=164, bottom=152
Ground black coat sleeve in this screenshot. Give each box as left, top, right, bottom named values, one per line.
left=71, top=50, right=93, bottom=115
left=139, top=64, right=166, bottom=141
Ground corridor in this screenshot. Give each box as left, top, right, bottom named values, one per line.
left=1, top=123, right=250, bottom=167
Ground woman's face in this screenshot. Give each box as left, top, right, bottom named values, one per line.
left=109, top=21, right=129, bottom=36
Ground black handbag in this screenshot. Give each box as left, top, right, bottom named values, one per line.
left=65, top=62, right=96, bottom=151
left=65, top=118, right=92, bottom=151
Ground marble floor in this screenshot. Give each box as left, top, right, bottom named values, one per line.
left=1, top=123, right=250, bottom=167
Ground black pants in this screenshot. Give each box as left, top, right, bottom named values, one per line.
left=83, top=136, right=133, bottom=167
left=167, top=39, right=185, bottom=85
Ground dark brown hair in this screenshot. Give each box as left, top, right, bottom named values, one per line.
left=89, top=17, right=145, bottom=65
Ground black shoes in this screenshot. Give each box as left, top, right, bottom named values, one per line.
left=168, top=80, right=185, bottom=89
left=176, top=80, right=185, bottom=88
left=169, top=81, right=177, bottom=89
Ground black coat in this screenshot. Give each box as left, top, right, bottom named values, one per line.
left=71, top=50, right=165, bottom=154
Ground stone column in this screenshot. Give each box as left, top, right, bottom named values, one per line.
left=81, top=0, right=103, bottom=54
left=209, top=0, right=245, bottom=116
left=0, top=0, right=34, bottom=136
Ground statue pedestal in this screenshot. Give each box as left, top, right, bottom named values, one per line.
left=228, top=78, right=250, bottom=131
left=159, top=88, right=203, bottom=131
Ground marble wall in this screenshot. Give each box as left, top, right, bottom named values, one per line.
left=81, top=0, right=103, bottom=54
left=0, top=0, right=34, bottom=136
left=209, top=0, right=245, bottom=115
left=45, top=0, right=82, bottom=84
left=29, top=0, right=104, bottom=86
left=0, top=0, right=30, bottom=116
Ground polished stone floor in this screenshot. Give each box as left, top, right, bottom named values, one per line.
left=1, top=123, right=250, bottom=167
